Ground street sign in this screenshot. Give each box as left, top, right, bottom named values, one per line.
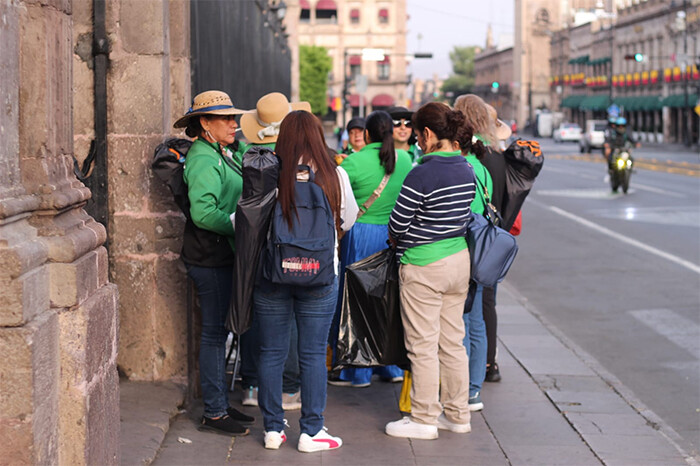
left=361, top=48, right=385, bottom=61
left=355, top=75, right=368, bottom=94
left=607, top=104, right=620, bottom=118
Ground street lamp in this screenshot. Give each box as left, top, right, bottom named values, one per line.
left=341, top=49, right=432, bottom=129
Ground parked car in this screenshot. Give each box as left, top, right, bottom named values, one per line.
left=579, top=119, right=608, bottom=153
left=553, top=123, right=582, bottom=143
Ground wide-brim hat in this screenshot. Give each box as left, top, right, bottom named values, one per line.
left=240, top=92, right=311, bottom=144
left=173, top=90, right=252, bottom=128
left=494, top=118, right=512, bottom=140
left=387, top=106, right=413, bottom=121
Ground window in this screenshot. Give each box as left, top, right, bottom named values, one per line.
left=349, top=55, right=361, bottom=79
left=377, top=56, right=390, bottom=80
left=316, top=0, right=337, bottom=23
left=300, top=0, right=310, bottom=22
left=378, top=8, right=389, bottom=24
left=350, top=8, right=360, bottom=24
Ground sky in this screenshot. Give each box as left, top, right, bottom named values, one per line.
left=406, top=0, right=515, bottom=80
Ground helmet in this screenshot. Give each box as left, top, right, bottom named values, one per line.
left=615, top=117, right=627, bottom=126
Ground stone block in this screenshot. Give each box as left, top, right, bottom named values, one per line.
left=153, top=257, right=187, bottom=378
left=0, top=262, right=49, bottom=327
left=49, top=250, right=100, bottom=309
left=72, top=53, right=95, bottom=138
left=107, top=56, right=166, bottom=135
left=0, top=419, right=34, bottom=465
left=115, top=258, right=157, bottom=379
left=120, top=0, right=165, bottom=55
left=111, top=214, right=184, bottom=256
left=86, top=365, right=120, bottom=465
left=168, top=58, right=191, bottom=130
left=0, top=0, right=21, bottom=195
left=107, top=135, right=157, bottom=213
left=168, top=0, right=189, bottom=58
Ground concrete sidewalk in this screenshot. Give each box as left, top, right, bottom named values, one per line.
left=120, top=284, right=696, bottom=465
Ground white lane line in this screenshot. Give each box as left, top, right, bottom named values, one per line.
left=628, top=309, right=700, bottom=358
left=631, top=183, right=685, bottom=198
left=537, top=201, right=700, bottom=274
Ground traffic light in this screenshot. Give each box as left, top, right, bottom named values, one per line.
left=491, top=81, right=500, bottom=93
left=624, top=53, right=644, bottom=62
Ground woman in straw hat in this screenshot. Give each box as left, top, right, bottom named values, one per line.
left=253, top=110, right=358, bottom=452
left=174, top=90, right=254, bottom=436
left=236, top=93, right=312, bottom=411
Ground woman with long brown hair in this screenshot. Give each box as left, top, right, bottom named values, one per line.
left=253, top=111, right=357, bottom=452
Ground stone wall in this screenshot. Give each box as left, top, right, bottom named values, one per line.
left=0, top=0, right=119, bottom=463
left=75, top=0, right=191, bottom=382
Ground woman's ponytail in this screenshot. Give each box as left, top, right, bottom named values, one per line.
left=365, top=110, right=396, bottom=175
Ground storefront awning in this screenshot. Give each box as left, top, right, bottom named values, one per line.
left=300, top=0, right=310, bottom=8
left=614, top=95, right=663, bottom=111
left=315, top=0, right=337, bottom=10
left=579, top=95, right=610, bottom=110
left=662, top=93, right=698, bottom=108
left=371, top=93, right=395, bottom=107
left=560, top=94, right=587, bottom=108
left=568, top=55, right=589, bottom=65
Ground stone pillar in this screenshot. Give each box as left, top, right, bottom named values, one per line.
left=0, top=0, right=119, bottom=464
left=98, top=0, right=191, bottom=382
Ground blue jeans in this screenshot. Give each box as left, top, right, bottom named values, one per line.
left=254, top=276, right=337, bottom=435
left=463, top=284, right=487, bottom=396
left=239, top=313, right=300, bottom=393
left=186, top=264, right=232, bottom=418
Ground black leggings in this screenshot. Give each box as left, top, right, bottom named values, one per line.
left=483, top=286, right=497, bottom=366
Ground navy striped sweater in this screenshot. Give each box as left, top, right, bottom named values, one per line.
left=388, top=153, right=476, bottom=259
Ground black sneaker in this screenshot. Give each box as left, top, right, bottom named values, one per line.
left=485, top=363, right=501, bottom=383
left=199, top=415, right=250, bottom=436
left=227, top=406, right=255, bottom=425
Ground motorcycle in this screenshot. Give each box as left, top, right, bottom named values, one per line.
left=609, top=142, right=633, bottom=194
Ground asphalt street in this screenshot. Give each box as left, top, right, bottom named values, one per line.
left=505, top=137, right=700, bottom=458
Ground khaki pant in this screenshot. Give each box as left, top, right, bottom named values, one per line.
left=399, top=249, right=471, bottom=425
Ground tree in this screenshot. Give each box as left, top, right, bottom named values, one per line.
left=299, top=45, right=333, bottom=115
left=441, top=46, right=479, bottom=103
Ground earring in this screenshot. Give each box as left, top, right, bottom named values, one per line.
left=205, top=130, right=215, bottom=142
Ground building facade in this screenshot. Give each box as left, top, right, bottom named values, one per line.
left=550, top=0, right=700, bottom=145
left=474, top=46, right=517, bottom=122
left=293, top=0, right=409, bottom=127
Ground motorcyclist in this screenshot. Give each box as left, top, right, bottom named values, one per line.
left=603, top=117, right=640, bottom=168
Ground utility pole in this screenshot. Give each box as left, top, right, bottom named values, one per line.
left=682, top=0, right=690, bottom=147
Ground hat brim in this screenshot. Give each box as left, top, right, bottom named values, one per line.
left=495, top=119, right=512, bottom=140
left=389, top=111, right=413, bottom=120
left=240, top=101, right=311, bottom=144
left=173, top=107, right=253, bottom=129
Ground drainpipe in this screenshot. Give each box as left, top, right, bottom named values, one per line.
left=76, top=0, right=109, bottom=246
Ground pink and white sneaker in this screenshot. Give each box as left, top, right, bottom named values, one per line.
left=264, top=430, right=287, bottom=450
left=297, top=426, right=342, bottom=452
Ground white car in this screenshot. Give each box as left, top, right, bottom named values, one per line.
left=553, top=123, right=582, bottom=143
left=579, top=120, right=608, bottom=153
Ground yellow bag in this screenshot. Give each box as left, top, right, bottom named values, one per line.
left=399, top=370, right=411, bottom=413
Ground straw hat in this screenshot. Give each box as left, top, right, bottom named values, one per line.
left=173, top=90, right=251, bottom=128
left=485, top=103, right=512, bottom=140
left=240, top=92, right=311, bottom=144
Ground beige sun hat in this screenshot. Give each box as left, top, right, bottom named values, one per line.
left=173, top=90, right=252, bottom=128
left=485, top=103, right=512, bottom=140
left=240, top=92, right=311, bottom=144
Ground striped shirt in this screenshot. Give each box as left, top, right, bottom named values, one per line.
left=389, top=151, right=476, bottom=263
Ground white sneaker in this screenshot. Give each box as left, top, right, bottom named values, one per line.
left=385, top=416, right=438, bottom=439
left=297, top=426, right=342, bottom=452
left=282, top=392, right=301, bottom=411
left=242, top=387, right=258, bottom=407
left=264, top=430, right=287, bottom=450
left=437, top=413, right=472, bottom=433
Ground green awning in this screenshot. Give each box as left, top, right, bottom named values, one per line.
left=579, top=95, right=610, bottom=110
left=588, top=57, right=611, bottom=66
left=560, top=94, right=587, bottom=108
left=614, top=96, right=662, bottom=111
left=662, top=93, right=698, bottom=108
left=568, top=55, right=589, bottom=65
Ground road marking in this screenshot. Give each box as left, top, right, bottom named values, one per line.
left=631, top=183, right=685, bottom=198
left=533, top=200, right=700, bottom=274
left=628, top=309, right=700, bottom=358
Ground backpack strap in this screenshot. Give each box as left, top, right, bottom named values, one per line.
left=357, top=152, right=398, bottom=220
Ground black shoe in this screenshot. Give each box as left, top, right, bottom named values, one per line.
left=227, top=406, right=255, bottom=425
left=198, top=415, right=249, bottom=436
left=485, top=363, right=501, bottom=383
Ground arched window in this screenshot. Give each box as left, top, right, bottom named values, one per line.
left=350, top=8, right=360, bottom=24
left=378, top=8, right=389, bottom=24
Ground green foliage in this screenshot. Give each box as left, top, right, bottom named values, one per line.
left=299, top=45, right=333, bottom=115
left=441, top=45, right=478, bottom=103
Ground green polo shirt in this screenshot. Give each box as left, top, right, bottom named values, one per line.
left=340, top=142, right=413, bottom=224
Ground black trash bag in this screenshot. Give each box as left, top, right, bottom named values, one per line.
left=334, top=248, right=409, bottom=370
left=151, top=138, right=193, bottom=217
left=227, top=146, right=279, bottom=335
left=502, top=139, right=544, bottom=231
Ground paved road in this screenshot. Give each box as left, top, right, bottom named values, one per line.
left=505, top=138, right=700, bottom=458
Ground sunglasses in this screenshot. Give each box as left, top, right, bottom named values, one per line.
left=392, top=119, right=412, bottom=128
